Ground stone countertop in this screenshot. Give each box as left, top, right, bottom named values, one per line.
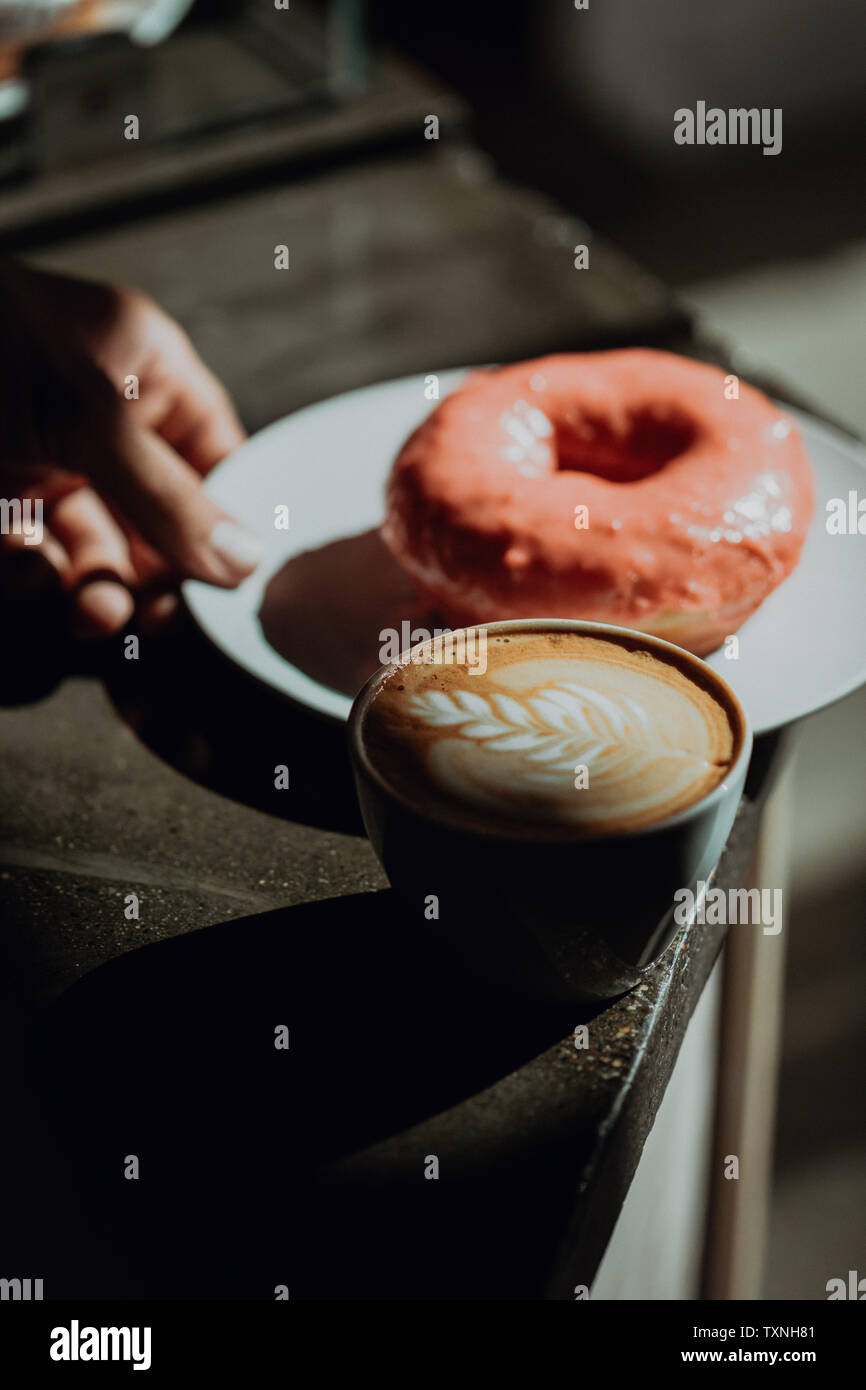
left=0, top=611, right=788, bottom=1298
left=1, top=142, right=787, bottom=1298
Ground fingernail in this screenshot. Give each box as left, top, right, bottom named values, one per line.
left=139, top=591, right=180, bottom=634
left=208, top=521, right=263, bottom=574
left=73, top=580, right=135, bottom=638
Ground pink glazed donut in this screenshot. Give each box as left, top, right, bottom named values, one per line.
left=382, top=350, right=814, bottom=656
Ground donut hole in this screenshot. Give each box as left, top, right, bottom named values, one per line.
left=554, top=406, right=696, bottom=483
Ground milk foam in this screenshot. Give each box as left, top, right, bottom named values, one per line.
left=364, top=633, right=737, bottom=835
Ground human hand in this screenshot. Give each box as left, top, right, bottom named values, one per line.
left=0, top=261, right=261, bottom=636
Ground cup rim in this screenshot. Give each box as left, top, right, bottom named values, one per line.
left=348, top=618, right=754, bottom=844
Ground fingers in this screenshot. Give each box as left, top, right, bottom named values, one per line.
left=151, top=358, right=247, bottom=476
left=51, top=486, right=136, bottom=587
left=50, top=487, right=136, bottom=637
left=0, top=501, right=133, bottom=637
left=0, top=276, right=257, bottom=628
left=138, top=590, right=180, bottom=634
left=0, top=484, right=178, bottom=636
left=73, top=580, right=135, bottom=637
left=103, top=300, right=246, bottom=475
left=23, top=486, right=183, bottom=637
left=89, top=412, right=262, bottom=587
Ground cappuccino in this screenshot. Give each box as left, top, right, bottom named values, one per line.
left=359, top=628, right=741, bottom=837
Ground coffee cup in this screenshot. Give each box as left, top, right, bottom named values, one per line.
left=348, top=619, right=752, bottom=1004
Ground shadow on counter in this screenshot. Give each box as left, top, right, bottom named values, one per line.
left=11, top=887, right=592, bottom=1298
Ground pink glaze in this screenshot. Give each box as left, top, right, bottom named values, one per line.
left=382, top=350, right=814, bottom=656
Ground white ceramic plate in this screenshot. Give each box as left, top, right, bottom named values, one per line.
left=184, top=370, right=866, bottom=735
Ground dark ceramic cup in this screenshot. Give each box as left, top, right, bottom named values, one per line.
left=348, top=619, right=752, bottom=1004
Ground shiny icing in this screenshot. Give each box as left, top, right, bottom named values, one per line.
left=383, top=350, right=814, bottom=656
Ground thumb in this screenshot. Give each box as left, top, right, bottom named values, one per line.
left=90, top=413, right=262, bottom=586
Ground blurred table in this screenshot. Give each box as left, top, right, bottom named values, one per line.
left=0, top=95, right=791, bottom=1298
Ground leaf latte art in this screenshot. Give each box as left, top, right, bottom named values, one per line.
left=362, top=632, right=738, bottom=836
